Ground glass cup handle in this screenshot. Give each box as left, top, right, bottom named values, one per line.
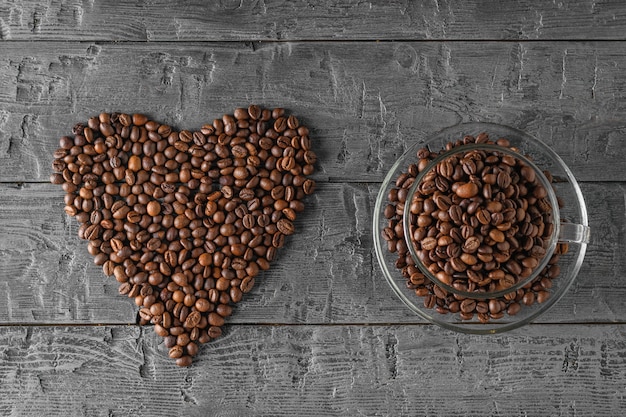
left=558, top=222, right=590, bottom=244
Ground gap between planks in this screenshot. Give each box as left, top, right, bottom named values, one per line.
left=3, top=39, right=626, bottom=44
left=2, top=322, right=626, bottom=327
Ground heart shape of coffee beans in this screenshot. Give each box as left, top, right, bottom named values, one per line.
left=50, top=106, right=317, bottom=366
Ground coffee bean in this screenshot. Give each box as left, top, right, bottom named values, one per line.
left=248, top=105, right=262, bottom=120
left=520, top=165, right=535, bottom=183
left=208, top=326, right=222, bottom=339
left=302, top=179, right=316, bottom=195
left=460, top=299, right=476, bottom=313
left=497, top=171, right=511, bottom=189
left=103, top=260, right=115, bottom=276
left=184, top=311, right=201, bottom=328
left=463, top=236, right=480, bottom=253
left=169, top=345, right=183, bottom=359
left=536, top=290, right=550, bottom=303
left=488, top=229, right=505, bottom=243
left=146, top=201, right=161, bottom=216
left=460, top=253, right=477, bottom=266
left=506, top=302, right=521, bottom=315
left=240, top=277, right=255, bottom=293
left=421, top=236, right=437, bottom=251
left=455, top=182, right=479, bottom=198
left=273, top=117, right=287, bottom=133
left=277, top=219, right=295, bottom=235
left=475, top=301, right=489, bottom=314
left=488, top=299, right=502, bottom=314
left=84, top=224, right=102, bottom=241
left=271, top=232, right=285, bottom=248
left=476, top=209, right=491, bottom=225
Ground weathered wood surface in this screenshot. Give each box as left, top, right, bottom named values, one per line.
left=0, top=181, right=623, bottom=325
left=1, top=324, right=625, bottom=416
left=1, top=0, right=626, bottom=41
left=1, top=1, right=625, bottom=415
left=1, top=41, right=626, bottom=183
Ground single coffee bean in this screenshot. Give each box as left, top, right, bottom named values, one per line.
left=488, top=229, right=505, bottom=243
left=302, top=179, right=316, bottom=195
left=476, top=209, right=491, bottom=225
left=146, top=201, right=161, bottom=216
left=455, top=182, right=479, bottom=198
left=185, top=311, right=201, bottom=328
left=169, top=345, right=184, bottom=359
left=536, top=290, right=550, bottom=303
left=277, top=218, right=295, bottom=235
left=102, top=260, right=115, bottom=276
left=460, top=299, right=476, bottom=313
left=463, top=236, right=480, bottom=253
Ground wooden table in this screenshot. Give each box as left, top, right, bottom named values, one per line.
left=1, top=1, right=625, bottom=415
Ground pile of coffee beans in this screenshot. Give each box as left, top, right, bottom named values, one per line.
left=382, top=132, right=568, bottom=323
left=50, top=106, right=316, bottom=365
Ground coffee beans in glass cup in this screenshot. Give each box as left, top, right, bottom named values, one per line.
left=51, top=106, right=317, bottom=365
left=374, top=123, right=590, bottom=334
left=404, top=143, right=560, bottom=301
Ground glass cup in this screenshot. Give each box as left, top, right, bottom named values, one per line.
left=403, top=143, right=589, bottom=300
left=374, top=122, right=590, bottom=333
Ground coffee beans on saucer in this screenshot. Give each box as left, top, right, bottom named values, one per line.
left=381, top=133, right=568, bottom=323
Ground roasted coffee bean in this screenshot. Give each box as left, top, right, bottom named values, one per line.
left=102, top=260, right=115, bottom=276
left=460, top=299, right=476, bottom=313
left=169, top=345, right=184, bottom=359
left=476, top=209, right=491, bottom=225
left=51, top=107, right=316, bottom=366
left=272, top=232, right=285, bottom=248
left=536, top=290, right=550, bottom=303
left=463, top=236, right=480, bottom=253
left=455, top=182, right=479, bottom=198
left=240, top=277, right=255, bottom=293
left=277, top=218, right=295, bottom=235
left=302, top=179, right=316, bottom=195
left=185, top=311, right=202, bottom=328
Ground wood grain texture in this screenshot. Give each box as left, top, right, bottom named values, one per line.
left=0, top=183, right=136, bottom=324
left=0, top=181, right=623, bottom=325
left=1, top=41, right=626, bottom=183
left=0, top=0, right=625, bottom=41
left=0, top=1, right=624, bottom=414
left=0, top=324, right=625, bottom=416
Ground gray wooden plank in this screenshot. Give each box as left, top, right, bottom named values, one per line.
left=0, top=182, right=623, bottom=325
left=1, top=41, right=625, bottom=182
left=0, top=324, right=625, bottom=416
left=0, top=183, right=137, bottom=323
left=0, top=0, right=625, bottom=41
